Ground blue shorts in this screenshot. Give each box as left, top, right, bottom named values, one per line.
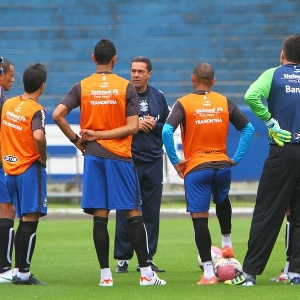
left=82, top=155, right=142, bottom=214
left=184, top=167, right=231, bottom=213
left=5, top=162, right=47, bottom=219
left=0, top=168, right=11, bottom=204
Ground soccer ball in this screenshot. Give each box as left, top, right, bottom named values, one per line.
left=197, top=246, right=223, bottom=270
left=214, top=258, right=243, bottom=281
left=215, top=264, right=236, bottom=282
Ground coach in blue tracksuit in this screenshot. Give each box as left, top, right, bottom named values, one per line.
left=114, top=56, right=170, bottom=273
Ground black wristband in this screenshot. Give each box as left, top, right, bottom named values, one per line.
left=70, top=134, right=79, bottom=144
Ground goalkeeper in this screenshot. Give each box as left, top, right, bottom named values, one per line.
left=225, top=34, right=300, bottom=286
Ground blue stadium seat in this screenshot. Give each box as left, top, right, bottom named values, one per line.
left=2, top=0, right=298, bottom=182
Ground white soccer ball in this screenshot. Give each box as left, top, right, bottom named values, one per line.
left=214, top=258, right=243, bottom=279
left=197, top=246, right=223, bottom=270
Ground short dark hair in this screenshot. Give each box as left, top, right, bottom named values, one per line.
left=23, top=63, right=47, bottom=93
left=130, top=56, right=152, bottom=71
left=2, top=58, right=13, bottom=73
left=193, top=63, right=214, bottom=82
left=283, top=34, right=300, bottom=64
left=94, top=39, right=116, bottom=65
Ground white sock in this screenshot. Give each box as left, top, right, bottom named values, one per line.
left=17, top=272, right=30, bottom=280
left=243, top=272, right=254, bottom=279
left=222, top=234, right=232, bottom=248
left=140, top=266, right=153, bottom=278
left=203, top=261, right=215, bottom=279
left=284, top=261, right=289, bottom=274
left=101, top=268, right=112, bottom=280
left=12, top=268, right=19, bottom=277
left=118, top=260, right=128, bottom=266
left=288, top=272, right=300, bottom=280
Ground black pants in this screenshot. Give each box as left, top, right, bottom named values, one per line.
left=243, top=144, right=300, bottom=275
left=114, top=157, right=163, bottom=260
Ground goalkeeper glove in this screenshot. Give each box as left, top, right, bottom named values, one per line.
left=266, top=118, right=292, bottom=146
left=268, top=129, right=291, bottom=146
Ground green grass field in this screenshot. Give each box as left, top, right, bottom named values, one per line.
left=1, top=216, right=298, bottom=300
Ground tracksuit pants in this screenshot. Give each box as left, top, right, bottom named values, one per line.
left=114, top=157, right=163, bottom=261
left=243, top=144, right=300, bottom=275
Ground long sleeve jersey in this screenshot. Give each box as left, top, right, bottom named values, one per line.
left=245, top=63, right=300, bottom=144
left=131, top=85, right=170, bottom=162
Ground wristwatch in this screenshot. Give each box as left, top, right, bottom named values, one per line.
left=70, top=134, right=79, bottom=144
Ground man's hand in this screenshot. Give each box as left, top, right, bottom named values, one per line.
left=38, top=158, right=47, bottom=168
left=80, top=129, right=98, bottom=141
left=228, top=158, right=237, bottom=166
left=174, top=159, right=189, bottom=178
left=268, top=129, right=292, bottom=147
left=74, top=137, right=86, bottom=153
left=139, top=115, right=156, bottom=133
left=265, top=118, right=291, bottom=146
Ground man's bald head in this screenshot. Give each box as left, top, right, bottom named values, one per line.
left=192, top=63, right=215, bottom=90
left=193, top=63, right=214, bottom=81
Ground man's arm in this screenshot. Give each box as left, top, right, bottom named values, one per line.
left=245, top=67, right=291, bottom=145
left=80, top=115, right=139, bottom=141
left=162, top=123, right=188, bottom=179
left=52, top=104, right=85, bottom=151
left=32, top=109, right=47, bottom=166
left=228, top=100, right=255, bottom=164
left=151, top=93, right=170, bottom=137
left=33, top=128, right=47, bottom=167
left=162, top=123, right=180, bottom=165
left=245, top=68, right=276, bottom=121
left=231, top=122, right=255, bottom=165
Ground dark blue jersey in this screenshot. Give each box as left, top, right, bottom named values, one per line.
left=245, top=64, right=300, bottom=144
left=132, top=85, right=170, bottom=162
left=269, top=64, right=300, bottom=143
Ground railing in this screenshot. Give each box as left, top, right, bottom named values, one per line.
left=47, top=189, right=257, bottom=201
left=46, top=127, right=259, bottom=202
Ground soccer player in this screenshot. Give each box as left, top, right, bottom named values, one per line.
left=225, top=34, right=300, bottom=286
left=1, top=63, right=48, bottom=285
left=162, top=63, right=254, bottom=285
left=52, top=39, right=166, bottom=286
left=114, top=56, right=169, bottom=273
left=0, top=57, right=15, bottom=283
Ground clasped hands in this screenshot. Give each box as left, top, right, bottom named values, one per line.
left=139, top=115, right=156, bottom=133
